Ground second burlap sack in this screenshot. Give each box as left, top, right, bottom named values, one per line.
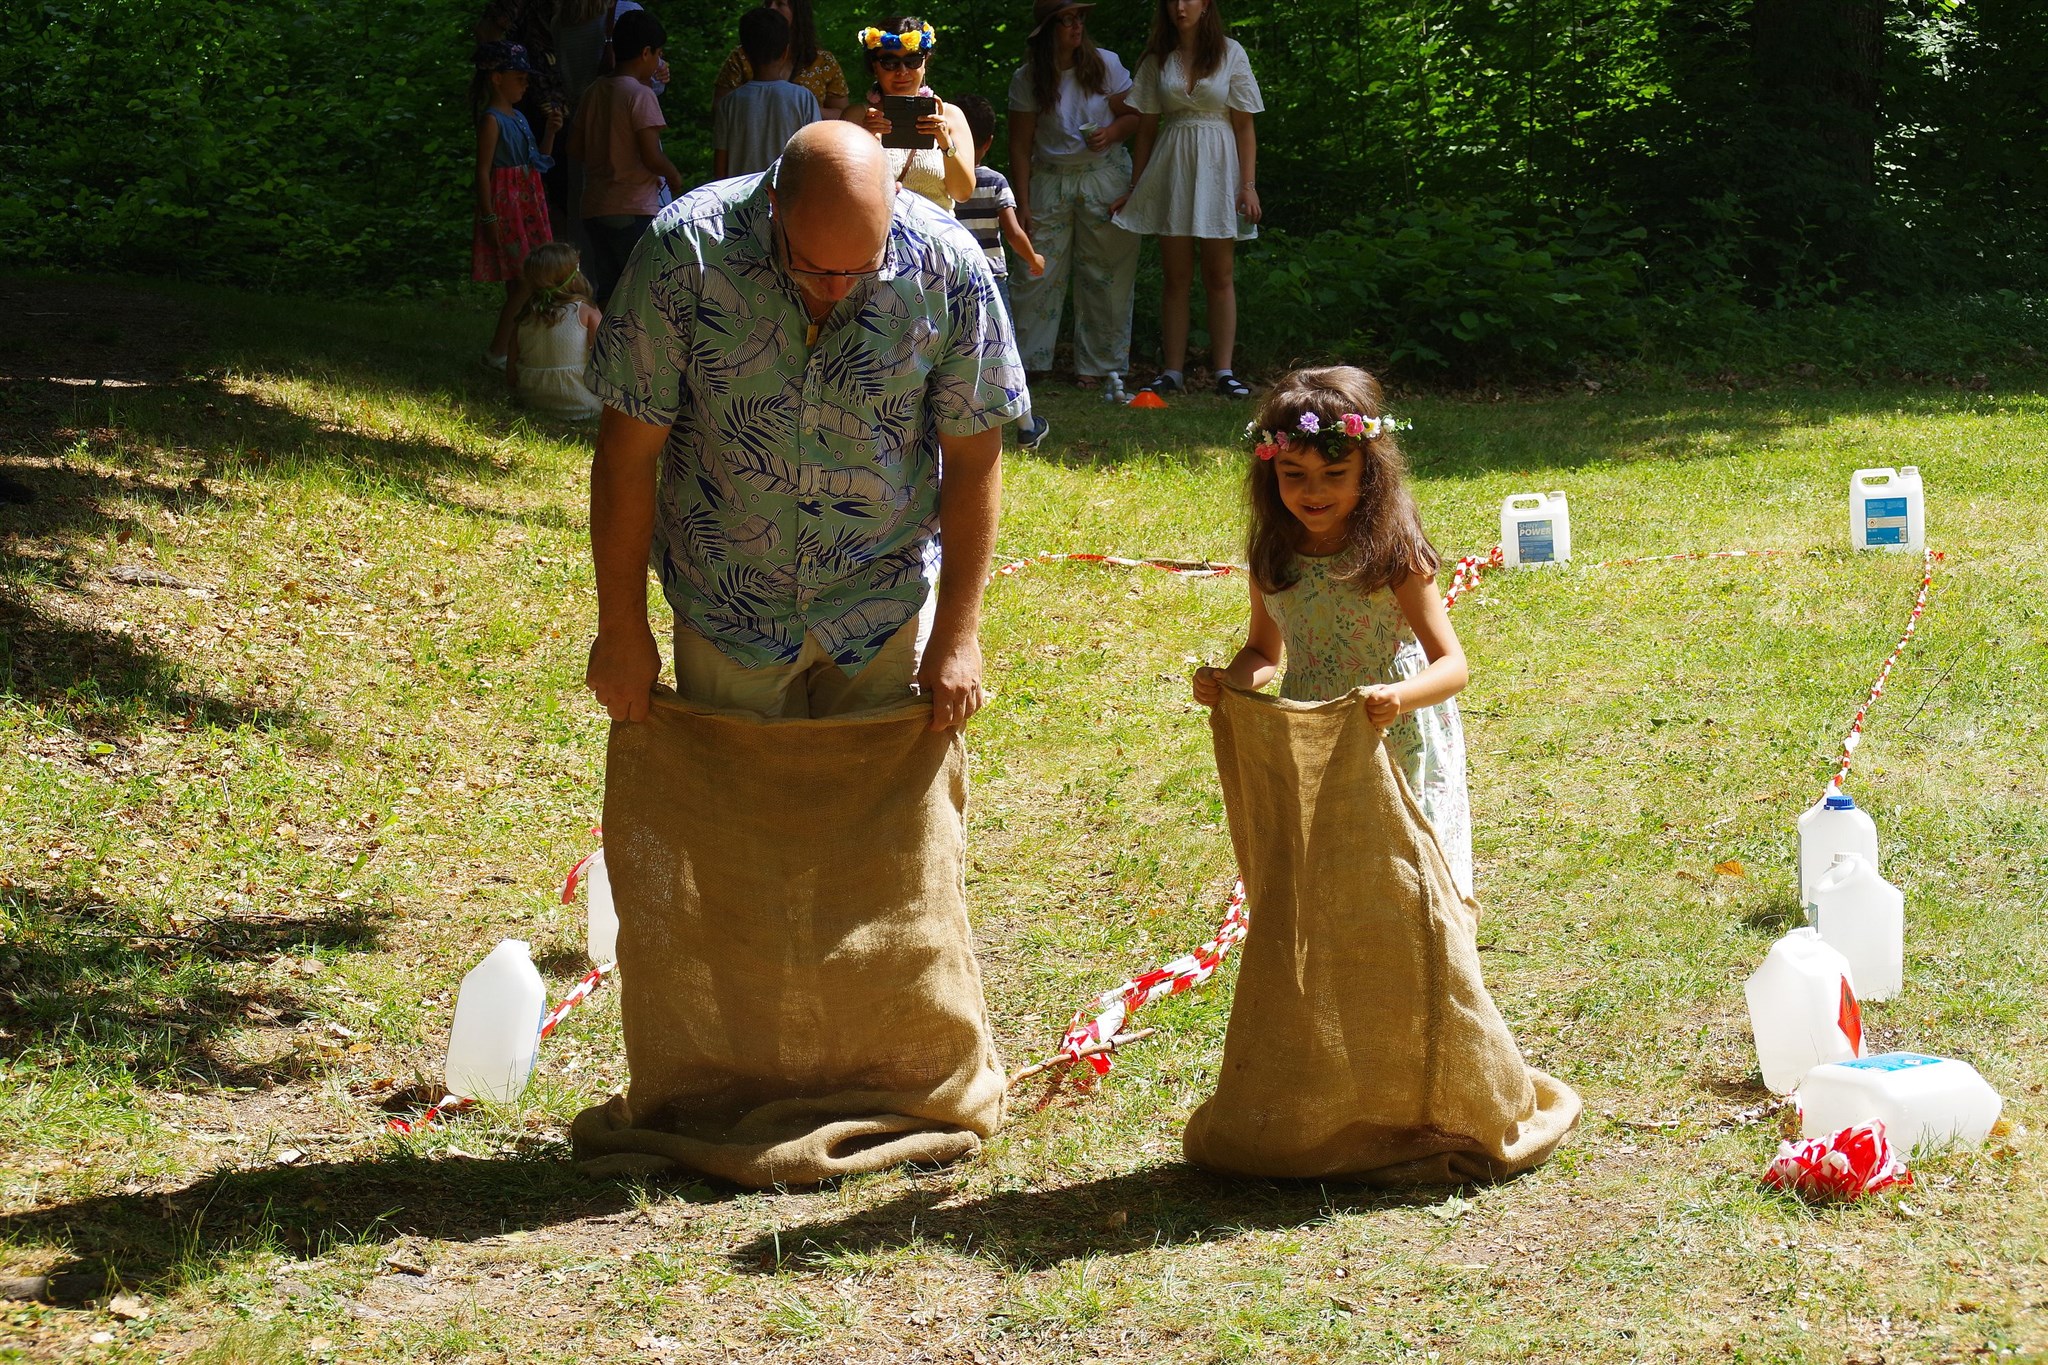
left=1184, top=686, right=1581, bottom=1185
left=570, top=689, right=1007, bottom=1187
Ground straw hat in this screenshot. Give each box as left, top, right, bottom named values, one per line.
left=1028, top=0, right=1096, bottom=40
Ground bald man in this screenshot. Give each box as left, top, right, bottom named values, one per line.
left=585, top=121, right=1026, bottom=725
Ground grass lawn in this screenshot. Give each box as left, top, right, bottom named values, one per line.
left=2, top=275, right=2045, bottom=1363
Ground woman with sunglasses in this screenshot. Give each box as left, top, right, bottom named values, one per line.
left=1006, top=0, right=1140, bottom=390
left=840, top=17, right=976, bottom=208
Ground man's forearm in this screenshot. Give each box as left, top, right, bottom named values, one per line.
left=590, top=410, right=663, bottom=632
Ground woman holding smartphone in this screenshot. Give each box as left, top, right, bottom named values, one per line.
left=841, top=17, right=975, bottom=207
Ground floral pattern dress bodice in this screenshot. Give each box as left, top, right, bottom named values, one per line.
left=1262, top=555, right=1475, bottom=897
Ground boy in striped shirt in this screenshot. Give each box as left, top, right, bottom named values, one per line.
left=955, top=95, right=1049, bottom=449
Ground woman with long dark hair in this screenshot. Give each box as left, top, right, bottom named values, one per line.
left=1112, top=0, right=1263, bottom=398
left=1005, top=0, right=1140, bottom=388
left=713, top=0, right=850, bottom=113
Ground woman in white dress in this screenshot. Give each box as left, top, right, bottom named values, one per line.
left=841, top=16, right=975, bottom=209
left=1111, top=0, right=1263, bottom=399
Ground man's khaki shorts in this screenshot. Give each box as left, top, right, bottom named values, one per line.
left=670, top=597, right=933, bottom=719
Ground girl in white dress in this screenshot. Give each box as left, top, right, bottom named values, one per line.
left=842, top=17, right=975, bottom=209
left=1111, top=0, right=1262, bottom=399
left=507, top=243, right=603, bottom=421
left=1191, top=365, right=1475, bottom=898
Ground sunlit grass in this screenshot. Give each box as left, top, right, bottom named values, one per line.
left=1, top=278, right=2044, bottom=1360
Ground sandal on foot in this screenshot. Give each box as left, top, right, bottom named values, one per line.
left=1215, top=373, right=1252, bottom=399
left=1140, top=372, right=1184, bottom=395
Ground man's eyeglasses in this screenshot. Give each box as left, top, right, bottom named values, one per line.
left=873, top=52, right=927, bottom=72
left=773, top=217, right=886, bottom=285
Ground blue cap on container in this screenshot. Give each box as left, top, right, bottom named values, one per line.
left=1824, top=790, right=1855, bottom=810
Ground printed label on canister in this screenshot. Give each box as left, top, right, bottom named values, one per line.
left=1864, top=495, right=1908, bottom=545
left=1517, top=518, right=1555, bottom=563
left=1839, top=1052, right=1943, bottom=1073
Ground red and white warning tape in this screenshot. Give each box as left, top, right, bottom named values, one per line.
left=1831, top=548, right=1940, bottom=791
left=993, top=551, right=1241, bottom=580
left=1039, top=880, right=1248, bottom=1088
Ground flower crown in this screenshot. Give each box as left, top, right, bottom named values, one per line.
left=858, top=23, right=936, bottom=52
left=1246, top=412, right=1406, bottom=460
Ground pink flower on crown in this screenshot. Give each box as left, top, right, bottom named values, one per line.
left=1341, top=413, right=1366, bottom=438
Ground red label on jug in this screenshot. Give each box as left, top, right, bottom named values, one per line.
left=1838, top=978, right=1863, bottom=1054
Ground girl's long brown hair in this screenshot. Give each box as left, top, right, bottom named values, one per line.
left=1143, top=0, right=1227, bottom=83
left=1247, top=366, right=1439, bottom=596
left=1027, top=16, right=1109, bottom=112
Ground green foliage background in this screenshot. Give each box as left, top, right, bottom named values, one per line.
left=4, top=0, right=2045, bottom=374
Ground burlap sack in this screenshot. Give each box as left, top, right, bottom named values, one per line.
left=570, top=688, right=1007, bottom=1187
left=1184, top=686, right=1581, bottom=1185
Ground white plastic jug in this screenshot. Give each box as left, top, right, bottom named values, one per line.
left=1745, top=928, right=1864, bottom=1094
left=584, top=847, right=618, bottom=967
left=1500, top=491, right=1571, bottom=568
left=1798, top=1052, right=2002, bottom=1155
left=1849, top=467, right=1925, bottom=553
left=1797, top=784, right=1879, bottom=912
left=1812, top=852, right=1903, bottom=1001
left=444, top=939, right=547, bottom=1103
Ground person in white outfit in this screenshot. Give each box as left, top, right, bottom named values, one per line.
left=507, top=242, right=604, bottom=420
left=1111, top=0, right=1263, bottom=399
left=1004, top=0, right=1140, bottom=388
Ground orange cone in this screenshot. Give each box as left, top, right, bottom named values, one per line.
left=1127, top=390, right=1168, bottom=409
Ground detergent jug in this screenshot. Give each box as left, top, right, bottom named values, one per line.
left=1849, top=467, right=1925, bottom=553
left=1500, top=492, right=1571, bottom=568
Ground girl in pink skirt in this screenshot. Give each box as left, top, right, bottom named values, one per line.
left=473, top=41, right=561, bottom=368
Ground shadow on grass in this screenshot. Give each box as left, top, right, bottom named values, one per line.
left=1017, top=383, right=2009, bottom=476
left=0, top=884, right=381, bottom=1085
left=1740, top=893, right=1807, bottom=937
left=0, top=584, right=300, bottom=736
left=0, top=1153, right=639, bottom=1298
left=731, top=1164, right=1449, bottom=1272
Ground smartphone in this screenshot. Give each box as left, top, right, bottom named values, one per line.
left=881, top=95, right=939, bottom=150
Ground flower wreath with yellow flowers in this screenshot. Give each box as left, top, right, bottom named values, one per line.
left=856, top=23, right=936, bottom=52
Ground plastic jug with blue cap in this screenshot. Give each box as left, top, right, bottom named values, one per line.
left=1797, top=783, right=1879, bottom=914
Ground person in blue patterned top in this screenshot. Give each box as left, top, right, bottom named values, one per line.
left=585, top=120, right=1026, bottom=728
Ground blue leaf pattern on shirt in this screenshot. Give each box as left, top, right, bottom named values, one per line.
left=589, top=173, right=1024, bottom=669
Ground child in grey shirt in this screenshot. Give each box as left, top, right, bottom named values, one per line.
left=714, top=8, right=822, bottom=178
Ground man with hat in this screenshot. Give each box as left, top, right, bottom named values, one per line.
left=1006, top=0, right=1141, bottom=389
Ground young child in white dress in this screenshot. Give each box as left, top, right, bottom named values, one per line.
left=1191, top=365, right=1475, bottom=897
left=507, top=242, right=603, bottom=421
left=1111, top=0, right=1262, bottom=399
